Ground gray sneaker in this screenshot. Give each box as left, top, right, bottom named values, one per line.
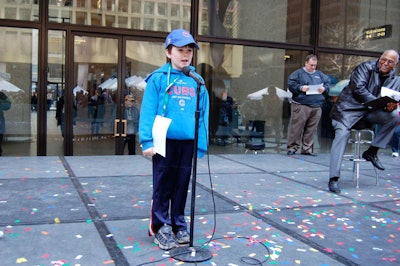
left=154, top=225, right=178, bottom=250
left=175, top=230, right=190, bottom=244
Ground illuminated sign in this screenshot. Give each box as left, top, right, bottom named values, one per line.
left=363, top=25, right=392, bottom=40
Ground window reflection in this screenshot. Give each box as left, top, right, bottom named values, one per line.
left=199, top=0, right=311, bottom=44
left=198, top=43, right=291, bottom=152
left=319, top=0, right=400, bottom=52
left=0, top=27, right=38, bottom=156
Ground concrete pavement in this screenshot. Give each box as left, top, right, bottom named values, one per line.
left=0, top=152, right=399, bottom=265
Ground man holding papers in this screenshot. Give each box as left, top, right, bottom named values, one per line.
left=286, top=54, right=330, bottom=156
left=328, top=50, right=400, bottom=193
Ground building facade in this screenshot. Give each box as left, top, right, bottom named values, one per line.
left=0, top=0, right=399, bottom=156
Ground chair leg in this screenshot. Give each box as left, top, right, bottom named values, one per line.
left=374, top=167, right=379, bottom=186
left=355, top=161, right=360, bottom=189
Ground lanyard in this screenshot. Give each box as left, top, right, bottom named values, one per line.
left=162, top=64, right=179, bottom=116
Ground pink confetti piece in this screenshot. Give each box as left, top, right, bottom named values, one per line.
left=323, top=247, right=333, bottom=253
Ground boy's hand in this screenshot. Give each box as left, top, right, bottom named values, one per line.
left=143, top=147, right=156, bottom=156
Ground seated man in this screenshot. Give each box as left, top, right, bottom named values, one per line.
left=328, top=49, right=400, bottom=193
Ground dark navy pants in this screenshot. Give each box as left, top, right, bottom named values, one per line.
left=149, top=139, right=194, bottom=235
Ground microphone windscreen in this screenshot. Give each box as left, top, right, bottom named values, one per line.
left=182, top=66, right=191, bottom=76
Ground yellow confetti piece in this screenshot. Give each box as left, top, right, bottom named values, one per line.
left=16, top=257, right=28, bottom=263
left=295, top=260, right=301, bottom=264
left=270, top=253, right=279, bottom=260
left=54, top=217, right=60, bottom=224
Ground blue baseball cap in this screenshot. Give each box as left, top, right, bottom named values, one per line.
left=165, top=29, right=200, bottom=49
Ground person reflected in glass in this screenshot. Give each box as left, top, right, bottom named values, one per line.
left=90, top=87, right=106, bottom=136
left=123, top=94, right=139, bottom=155
left=31, top=91, right=38, bottom=112
left=55, top=93, right=65, bottom=137
left=0, top=91, right=11, bottom=156
left=262, top=86, right=283, bottom=147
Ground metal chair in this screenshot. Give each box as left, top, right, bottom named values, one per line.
left=343, top=121, right=379, bottom=188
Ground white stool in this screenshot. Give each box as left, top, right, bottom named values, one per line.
left=343, top=128, right=379, bottom=188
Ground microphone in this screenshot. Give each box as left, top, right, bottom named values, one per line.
left=182, top=66, right=204, bottom=85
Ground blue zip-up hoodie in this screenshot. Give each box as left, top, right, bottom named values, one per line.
left=139, top=63, right=209, bottom=158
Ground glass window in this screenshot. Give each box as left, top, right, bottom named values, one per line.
left=198, top=0, right=312, bottom=44
left=317, top=52, right=376, bottom=82
left=23, top=0, right=191, bottom=31
left=72, top=36, right=119, bottom=156
left=0, top=27, right=38, bottom=156
left=197, top=43, right=294, bottom=152
left=319, top=0, right=400, bottom=52
left=42, top=0, right=191, bottom=30
left=47, top=30, right=65, bottom=156
left=0, top=0, right=39, bottom=21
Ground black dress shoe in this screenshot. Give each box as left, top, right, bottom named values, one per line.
left=287, top=150, right=295, bottom=155
left=301, top=152, right=317, bottom=156
left=362, top=151, right=385, bottom=170
left=328, top=179, right=341, bottom=193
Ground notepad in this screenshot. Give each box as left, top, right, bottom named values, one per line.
left=363, top=96, right=398, bottom=109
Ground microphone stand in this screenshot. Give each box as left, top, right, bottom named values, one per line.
left=170, top=82, right=212, bottom=262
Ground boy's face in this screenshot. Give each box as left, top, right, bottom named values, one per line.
left=166, top=45, right=194, bottom=70
left=124, top=98, right=134, bottom=107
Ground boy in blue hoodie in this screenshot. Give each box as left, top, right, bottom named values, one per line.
left=139, top=29, right=209, bottom=250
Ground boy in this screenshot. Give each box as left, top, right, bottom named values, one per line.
left=138, top=29, right=209, bottom=250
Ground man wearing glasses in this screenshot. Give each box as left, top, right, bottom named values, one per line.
left=328, top=50, right=400, bottom=193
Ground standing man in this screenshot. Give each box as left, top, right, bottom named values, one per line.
left=286, top=54, right=330, bottom=156
left=328, top=50, right=400, bottom=193
left=0, top=91, right=11, bottom=156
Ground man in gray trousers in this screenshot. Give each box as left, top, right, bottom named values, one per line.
left=328, top=50, right=400, bottom=193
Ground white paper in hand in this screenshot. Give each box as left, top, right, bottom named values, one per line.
left=381, top=86, right=400, bottom=101
left=152, top=115, right=172, bottom=157
left=305, top=83, right=323, bottom=95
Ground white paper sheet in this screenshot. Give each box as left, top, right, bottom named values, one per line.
left=381, top=86, right=400, bottom=101
left=305, top=83, right=323, bottom=95
left=152, top=115, right=172, bottom=157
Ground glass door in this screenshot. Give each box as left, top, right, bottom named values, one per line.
left=123, top=39, right=165, bottom=155
left=0, top=27, right=38, bottom=156
left=68, top=35, right=165, bottom=156
left=72, top=34, right=121, bottom=155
